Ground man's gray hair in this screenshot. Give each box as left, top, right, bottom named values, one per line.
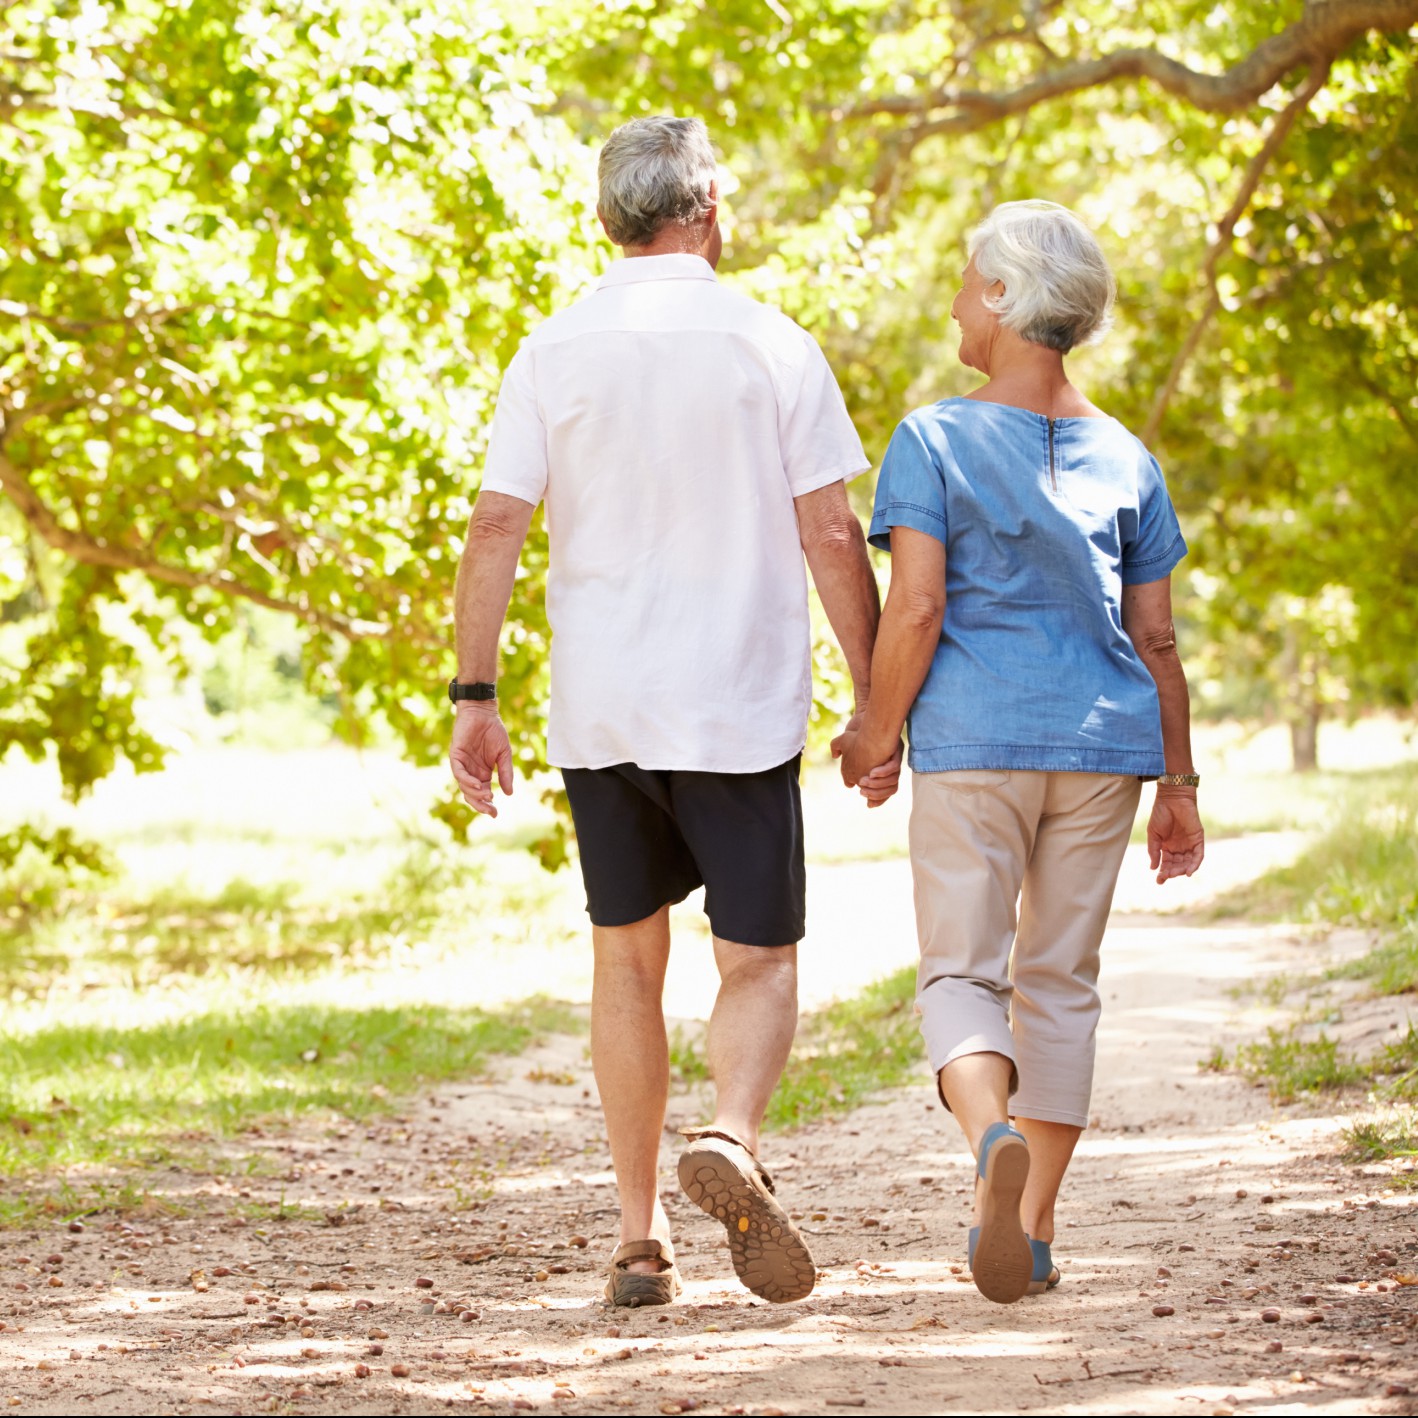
left=968, top=200, right=1116, bottom=353
left=598, top=117, right=717, bottom=248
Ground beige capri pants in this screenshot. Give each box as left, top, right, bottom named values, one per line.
left=910, top=768, right=1142, bottom=1129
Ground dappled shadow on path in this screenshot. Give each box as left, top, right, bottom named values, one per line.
left=3, top=890, right=1417, bottom=1413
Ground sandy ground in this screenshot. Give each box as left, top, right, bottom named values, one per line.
left=3, top=851, right=1417, bottom=1415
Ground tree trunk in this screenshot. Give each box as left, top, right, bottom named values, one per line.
left=1290, top=704, right=1321, bottom=773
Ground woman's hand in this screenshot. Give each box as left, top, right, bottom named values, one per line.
left=831, top=713, right=904, bottom=808
left=1148, top=788, right=1204, bottom=883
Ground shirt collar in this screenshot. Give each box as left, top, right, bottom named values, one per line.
left=597, top=253, right=717, bottom=289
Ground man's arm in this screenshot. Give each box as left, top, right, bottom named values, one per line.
left=794, top=479, right=879, bottom=712
left=449, top=490, right=537, bottom=817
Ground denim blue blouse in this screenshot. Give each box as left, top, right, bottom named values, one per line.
left=868, top=398, right=1187, bottom=776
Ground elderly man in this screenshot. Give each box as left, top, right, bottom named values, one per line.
left=449, top=117, right=884, bottom=1308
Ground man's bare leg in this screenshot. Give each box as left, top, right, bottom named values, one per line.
left=592, top=906, right=673, bottom=1273
left=706, top=939, right=798, bottom=1152
left=675, top=936, right=816, bottom=1304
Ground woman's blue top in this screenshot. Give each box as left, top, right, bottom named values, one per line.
left=868, top=397, right=1187, bottom=776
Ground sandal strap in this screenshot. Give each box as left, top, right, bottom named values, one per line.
left=611, top=1239, right=674, bottom=1272
left=678, top=1125, right=776, bottom=1193
left=976, top=1120, right=1025, bottom=1180
left=678, top=1124, right=758, bottom=1157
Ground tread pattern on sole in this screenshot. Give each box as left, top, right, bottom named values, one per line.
left=678, top=1146, right=816, bottom=1304
left=971, top=1137, right=1033, bottom=1305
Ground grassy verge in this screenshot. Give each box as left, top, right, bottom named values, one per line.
left=0, top=996, right=580, bottom=1183
left=673, top=967, right=926, bottom=1131
left=769, top=967, right=924, bottom=1128
left=1206, top=764, right=1418, bottom=1168
left=1345, top=1113, right=1418, bottom=1171
left=1205, top=1025, right=1418, bottom=1184
left=1213, top=762, right=1418, bottom=991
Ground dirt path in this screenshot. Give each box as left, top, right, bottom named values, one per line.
left=3, top=851, right=1417, bottom=1416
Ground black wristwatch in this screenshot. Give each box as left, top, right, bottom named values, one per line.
left=448, top=679, right=497, bottom=703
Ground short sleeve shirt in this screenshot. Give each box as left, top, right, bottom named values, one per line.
left=868, top=398, right=1187, bottom=776
left=481, top=254, right=870, bottom=772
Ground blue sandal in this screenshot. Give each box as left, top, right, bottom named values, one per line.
left=1027, top=1238, right=1061, bottom=1295
left=965, top=1122, right=1033, bottom=1304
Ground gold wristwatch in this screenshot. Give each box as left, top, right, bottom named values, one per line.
left=1157, top=773, right=1200, bottom=787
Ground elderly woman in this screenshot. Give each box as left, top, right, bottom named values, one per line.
left=836, top=200, right=1205, bottom=1306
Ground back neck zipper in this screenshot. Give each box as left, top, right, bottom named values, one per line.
left=1047, top=417, right=1058, bottom=492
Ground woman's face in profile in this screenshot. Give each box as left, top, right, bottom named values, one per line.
left=951, top=257, right=1002, bottom=373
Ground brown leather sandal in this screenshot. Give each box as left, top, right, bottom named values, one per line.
left=603, top=1239, right=682, bottom=1308
left=677, top=1126, right=816, bottom=1303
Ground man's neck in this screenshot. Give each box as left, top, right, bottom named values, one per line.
left=621, top=231, right=709, bottom=260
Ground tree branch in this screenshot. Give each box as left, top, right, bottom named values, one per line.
left=1141, top=61, right=1333, bottom=446
left=1356, top=370, right=1418, bottom=446
left=843, top=1, right=1417, bottom=130
left=0, top=301, right=197, bottom=335
left=0, top=451, right=410, bottom=643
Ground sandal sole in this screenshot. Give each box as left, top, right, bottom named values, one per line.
left=972, top=1136, right=1032, bottom=1305
left=678, top=1144, right=816, bottom=1303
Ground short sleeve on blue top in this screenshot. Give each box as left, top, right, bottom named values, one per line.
left=868, top=398, right=1188, bottom=777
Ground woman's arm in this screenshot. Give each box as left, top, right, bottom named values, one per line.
left=1122, top=575, right=1205, bottom=882
left=833, top=525, right=945, bottom=787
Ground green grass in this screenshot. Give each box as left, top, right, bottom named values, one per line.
left=669, top=1026, right=711, bottom=1085
left=1210, top=1024, right=1418, bottom=1180
left=1344, top=1112, right=1418, bottom=1178
left=1213, top=762, right=1418, bottom=994
left=1222, top=1027, right=1367, bottom=1103
left=670, top=968, right=926, bottom=1130
left=0, top=996, right=579, bottom=1179
left=1126, top=761, right=1368, bottom=846
left=768, top=967, right=924, bottom=1129
left=1203, top=763, right=1418, bottom=1171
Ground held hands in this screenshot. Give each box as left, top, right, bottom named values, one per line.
left=831, top=712, right=904, bottom=809
left=449, top=704, right=514, bottom=817
left=1148, top=787, right=1205, bottom=884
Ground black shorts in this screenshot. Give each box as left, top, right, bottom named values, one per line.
left=561, top=756, right=805, bottom=947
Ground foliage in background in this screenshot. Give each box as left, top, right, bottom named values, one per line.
left=0, top=0, right=578, bottom=824
left=3, top=0, right=1418, bottom=844
left=0, top=822, right=110, bottom=914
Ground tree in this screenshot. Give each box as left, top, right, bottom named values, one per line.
left=3, top=0, right=1415, bottom=822
left=1, top=0, right=594, bottom=849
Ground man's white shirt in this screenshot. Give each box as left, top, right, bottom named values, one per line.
left=480, top=253, right=870, bottom=773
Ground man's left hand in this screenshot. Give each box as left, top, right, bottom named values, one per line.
left=450, top=705, right=514, bottom=817
left=831, top=714, right=904, bottom=808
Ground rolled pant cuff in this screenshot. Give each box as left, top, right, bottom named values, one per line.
left=1009, top=1100, right=1089, bottom=1129
left=923, top=1029, right=1020, bottom=1110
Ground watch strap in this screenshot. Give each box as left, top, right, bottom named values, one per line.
left=1157, top=772, right=1200, bottom=787
left=448, top=679, right=497, bottom=703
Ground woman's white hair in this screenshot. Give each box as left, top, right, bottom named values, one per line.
left=598, top=117, right=717, bottom=248
left=968, top=200, right=1116, bottom=353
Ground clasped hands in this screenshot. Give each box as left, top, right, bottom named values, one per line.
left=452, top=703, right=906, bottom=816
left=831, top=712, right=903, bottom=809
